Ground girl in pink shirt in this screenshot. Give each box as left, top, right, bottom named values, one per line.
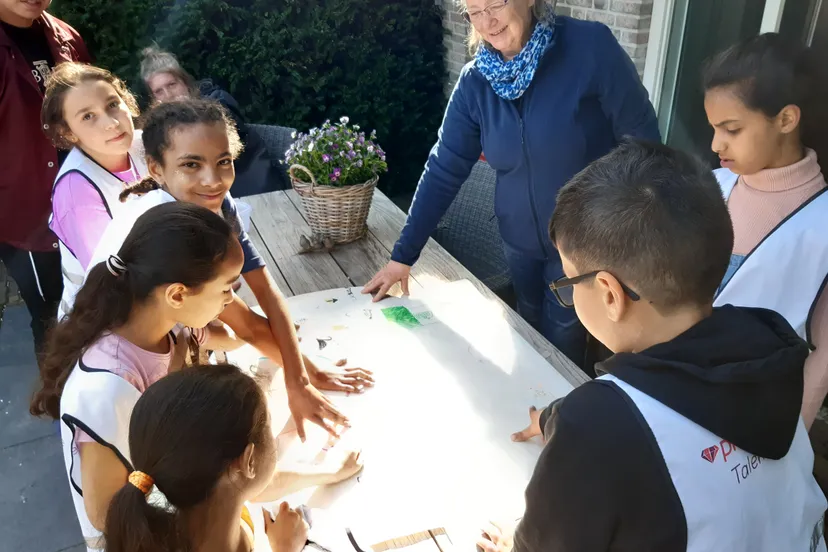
left=30, top=202, right=360, bottom=549
left=32, top=202, right=244, bottom=547
left=704, top=34, right=828, bottom=427
left=42, top=63, right=148, bottom=319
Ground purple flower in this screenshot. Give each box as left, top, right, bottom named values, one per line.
left=367, top=145, right=375, bottom=153
left=334, top=167, right=342, bottom=177
left=358, top=136, right=365, bottom=145
left=329, top=173, right=338, bottom=182
left=340, top=116, right=350, bottom=125
left=356, top=159, right=363, bottom=168
left=348, top=150, right=356, bottom=160
left=332, top=143, right=339, bottom=149
left=322, top=154, right=332, bottom=163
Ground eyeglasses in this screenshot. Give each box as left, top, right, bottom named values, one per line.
left=463, top=0, right=510, bottom=23
left=549, top=271, right=641, bottom=308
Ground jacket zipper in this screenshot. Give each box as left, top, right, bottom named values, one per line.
left=515, top=97, right=549, bottom=257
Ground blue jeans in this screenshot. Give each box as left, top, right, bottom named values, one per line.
left=503, top=244, right=587, bottom=368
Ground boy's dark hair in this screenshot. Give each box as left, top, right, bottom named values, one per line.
left=104, top=364, right=269, bottom=552
left=120, top=98, right=243, bottom=201
left=703, top=33, right=828, bottom=165
left=41, top=62, right=140, bottom=150
left=30, top=202, right=236, bottom=419
left=550, top=139, right=733, bottom=311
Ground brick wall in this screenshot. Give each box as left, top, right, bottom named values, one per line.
left=441, top=0, right=653, bottom=95
left=442, top=0, right=471, bottom=95
left=555, top=0, right=653, bottom=76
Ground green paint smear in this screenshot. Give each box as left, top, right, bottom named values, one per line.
left=381, top=306, right=422, bottom=329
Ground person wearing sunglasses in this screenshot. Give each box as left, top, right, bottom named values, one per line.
left=363, top=0, right=659, bottom=371
left=480, top=140, right=826, bottom=551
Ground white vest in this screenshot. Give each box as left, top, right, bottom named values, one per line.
left=601, top=374, right=827, bottom=551
left=86, top=188, right=177, bottom=274
left=53, top=132, right=148, bottom=319
left=713, top=168, right=828, bottom=343
left=60, top=361, right=140, bottom=551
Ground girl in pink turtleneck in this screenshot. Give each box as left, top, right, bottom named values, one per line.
left=703, top=33, right=828, bottom=428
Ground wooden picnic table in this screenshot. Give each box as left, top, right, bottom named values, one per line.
left=237, top=188, right=588, bottom=551
left=240, top=189, right=588, bottom=389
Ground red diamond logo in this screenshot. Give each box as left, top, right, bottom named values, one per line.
left=701, top=445, right=719, bottom=463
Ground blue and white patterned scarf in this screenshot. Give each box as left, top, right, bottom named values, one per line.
left=474, top=16, right=556, bottom=100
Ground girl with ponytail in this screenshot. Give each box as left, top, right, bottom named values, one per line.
left=32, top=201, right=362, bottom=551
left=97, top=98, right=374, bottom=446
left=104, top=365, right=323, bottom=552
left=31, top=201, right=246, bottom=550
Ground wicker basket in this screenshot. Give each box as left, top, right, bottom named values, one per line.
left=289, top=164, right=378, bottom=245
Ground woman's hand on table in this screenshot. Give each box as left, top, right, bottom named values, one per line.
left=304, top=354, right=375, bottom=394
left=477, top=522, right=514, bottom=552
left=511, top=406, right=544, bottom=443
left=362, top=261, right=411, bottom=302
left=265, top=501, right=309, bottom=552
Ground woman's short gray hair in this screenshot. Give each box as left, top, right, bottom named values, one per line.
left=457, top=0, right=555, bottom=55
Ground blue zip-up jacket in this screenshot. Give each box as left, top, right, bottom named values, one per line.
left=392, top=17, right=661, bottom=265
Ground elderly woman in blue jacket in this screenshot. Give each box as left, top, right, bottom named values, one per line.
left=363, top=0, right=660, bottom=368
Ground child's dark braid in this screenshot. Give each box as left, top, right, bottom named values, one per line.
left=120, top=177, right=161, bottom=202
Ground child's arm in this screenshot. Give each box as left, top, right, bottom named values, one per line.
left=242, top=267, right=348, bottom=439
left=79, top=442, right=129, bottom=531
left=200, top=320, right=245, bottom=352
left=253, top=449, right=363, bottom=503
left=802, top=290, right=828, bottom=428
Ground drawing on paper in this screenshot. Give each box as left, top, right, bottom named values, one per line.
left=317, top=337, right=333, bottom=350
left=364, top=309, right=373, bottom=320
left=346, top=288, right=355, bottom=298
left=381, top=306, right=422, bottom=329
left=333, top=325, right=348, bottom=331
left=326, top=298, right=339, bottom=304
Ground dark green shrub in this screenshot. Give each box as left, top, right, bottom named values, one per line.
left=52, top=0, right=447, bottom=197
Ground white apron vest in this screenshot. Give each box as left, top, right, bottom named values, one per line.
left=713, top=168, right=828, bottom=344
left=60, top=361, right=139, bottom=551
left=86, top=188, right=177, bottom=275
left=601, top=374, right=827, bottom=551
left=53, top=132, right=148, bottom=319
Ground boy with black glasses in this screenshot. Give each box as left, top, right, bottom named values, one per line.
left=481, top=140, right=827, bottom=551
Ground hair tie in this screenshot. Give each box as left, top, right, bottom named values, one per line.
left=128, top=471, right=154, bottom=495
left=106, top=254, right=127, bottom=277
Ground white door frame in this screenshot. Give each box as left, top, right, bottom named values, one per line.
left=760, top=0, right=788, bottom=32
left=642, top=0, right=676, bottom=110
left=643, top=0, right=790, bottom=124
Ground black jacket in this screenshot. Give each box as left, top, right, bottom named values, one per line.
left=513, top=306, right=811, bottom=552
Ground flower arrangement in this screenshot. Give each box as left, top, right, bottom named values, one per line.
left=285, top=117, right=388, bottom=187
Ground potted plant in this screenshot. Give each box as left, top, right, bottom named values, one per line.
left=285, top=117, right=388, bottom=248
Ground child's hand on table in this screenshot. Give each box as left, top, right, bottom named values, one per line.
left=511, top=406, right=544, bottom=443
left=265, top=501, right=309, bottom=552
left=477, top=521, right=514, bottom=552
left=322, top=448, right=364, bottom=485
left=304, top=355, right=375, bottom=395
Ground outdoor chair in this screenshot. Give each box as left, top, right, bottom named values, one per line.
left=247, top=123, right=296, bottom=190
left=433, top=160, right=512, bottom=295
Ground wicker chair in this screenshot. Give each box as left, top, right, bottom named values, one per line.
left=246, top=123, right=297, bottom=190
left=433, top=161, right=512, bottom=294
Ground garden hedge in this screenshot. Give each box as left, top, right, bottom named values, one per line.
left=52, top=0, right=447, bottom=197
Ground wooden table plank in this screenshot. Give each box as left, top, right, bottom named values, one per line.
left=245, top=193, right=352, bottom=295
left=235, top=222, right=294, bottom=304
left=365, top=191, right=589, bottom=387
left=284, top=190, right=421, bottom=295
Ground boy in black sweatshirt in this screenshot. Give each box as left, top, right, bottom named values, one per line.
left=480, top=140, right=827, bottom=552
